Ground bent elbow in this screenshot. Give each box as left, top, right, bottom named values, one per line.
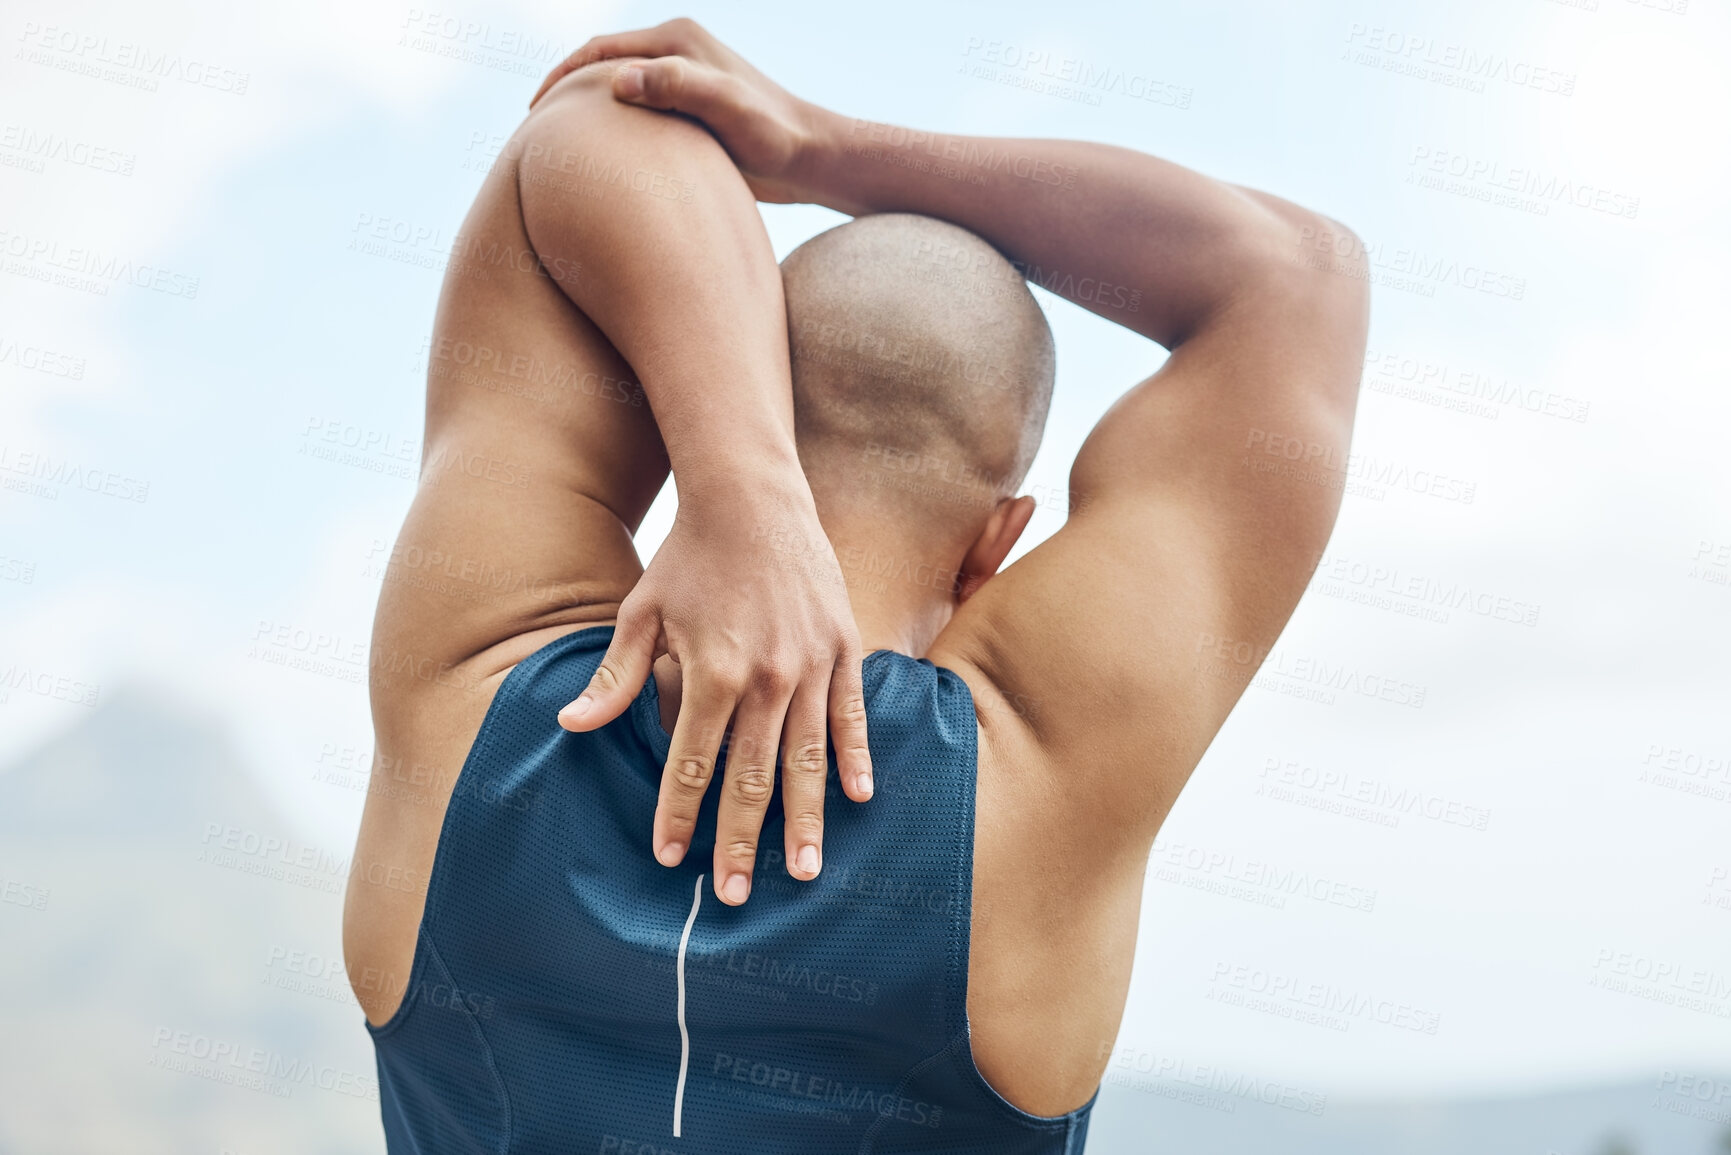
left=1278, top=211, right=1368, bottom=299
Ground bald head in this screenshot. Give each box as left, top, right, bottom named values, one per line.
left=782, top=214, right=1055, bottom=544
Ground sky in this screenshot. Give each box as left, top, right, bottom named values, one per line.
left=1, top=0, right=1728, bottom=1101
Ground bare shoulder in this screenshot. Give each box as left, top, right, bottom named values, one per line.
left=922, top=498, right=1237, bottom=1114
left=921, top=472, right=1329, bottom=1116
left=928, top=494, right=1243, bottom=836
left=928, top=211, right=1368, bottom=838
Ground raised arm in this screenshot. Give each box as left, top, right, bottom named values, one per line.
left=514, top=68, right=883, bottom=908
left=536, top=19, right=1368, bottom=829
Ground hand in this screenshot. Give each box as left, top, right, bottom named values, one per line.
left=557, top=476, right=874, bottom=907
left=530, top=18, right=824, bottom=205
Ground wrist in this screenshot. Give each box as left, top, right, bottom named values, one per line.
left=674, top=452, right=814, bottom=517
left=676, top=466, right=831, bottom=566
left=796, top=105, right=877, bottom=217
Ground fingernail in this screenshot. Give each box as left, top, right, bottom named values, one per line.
left=562, top=694, right=592, bottom=722
left=796, top=845, right=820, bottom=877
left=617, top=66, right=644, bottom=97
left=657, top=841, right=685, bottom=867
left=722, top=874, right=750, bottom=904
left=858, top=771, right=874, bottom=798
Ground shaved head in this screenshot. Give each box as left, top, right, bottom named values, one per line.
left=782, top=214, right=1055, bottom=543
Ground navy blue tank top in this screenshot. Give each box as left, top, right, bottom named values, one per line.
left=365, top=626, right=1094, bottom=1154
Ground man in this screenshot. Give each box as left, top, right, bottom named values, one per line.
left=343, top=19, right=1368, bottom=1154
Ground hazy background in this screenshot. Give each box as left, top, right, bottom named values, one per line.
left=2, top=0, right=1727, bottom=1150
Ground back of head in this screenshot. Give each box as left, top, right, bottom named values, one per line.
left=782, top=214, right=1055, bottom=544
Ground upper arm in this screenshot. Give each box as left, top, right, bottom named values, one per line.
left=933, top=211, right=1369, bottom=831
left=374, top=60, right=792, bottom=686
left=369, top=78, right=685, bottom=707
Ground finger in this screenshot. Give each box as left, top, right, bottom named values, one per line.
left=778, top=678, right=830, bottom=882
left=529, top=19, right=700, bottom=107
left=828, top=646, right=874, bottom=803
left=558, top=602, right=657, bottom=732
left=652, top=670, right=736, bottom=869
left=711, top=688, right=792, bottom=906
left=609, top=55, right=738, bottom=118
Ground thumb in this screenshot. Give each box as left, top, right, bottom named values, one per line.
left=558, top=607, right=658, bottom=732
left=612, top=56, right=733, bottom=118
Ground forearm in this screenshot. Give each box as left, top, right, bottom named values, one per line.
left=518, top=64, right=807, bottom=507
left=798, top=110, right=1321, bottom=349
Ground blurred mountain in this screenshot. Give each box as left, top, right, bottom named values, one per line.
left=0, top=688, right=379, bottom=1155
left=1084, top=1053, right=1730, bottom=1153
